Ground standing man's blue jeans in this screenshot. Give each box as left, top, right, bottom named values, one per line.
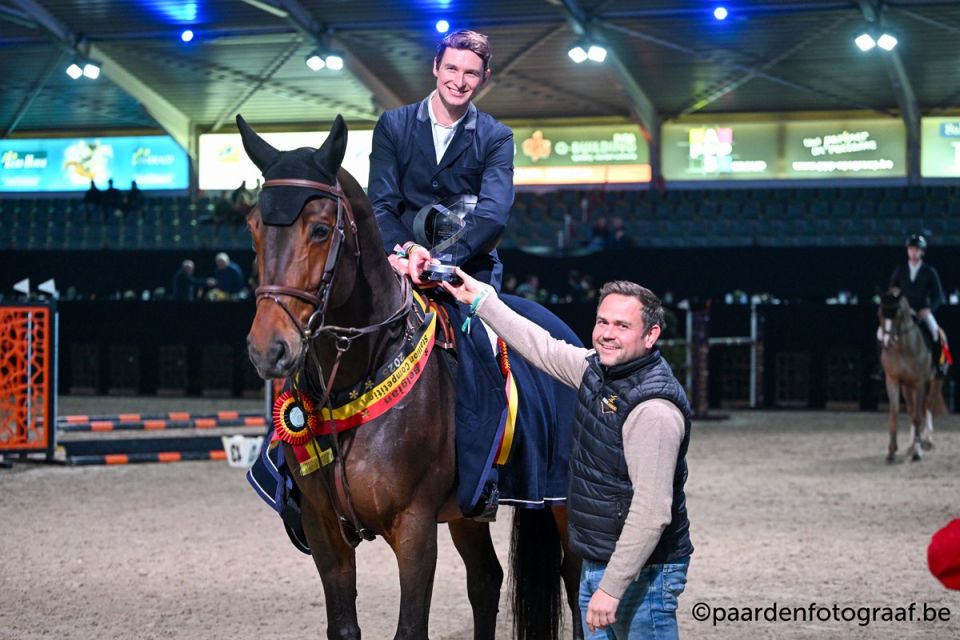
left=579, top=556, right=690, bottom=639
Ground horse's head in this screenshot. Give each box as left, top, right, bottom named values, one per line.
left=879, top=287, right=910, bottom=321
left=239, top=114, right=359, bottom=378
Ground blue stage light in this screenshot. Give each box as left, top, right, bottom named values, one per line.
left=713, top=6, right=729, bottom=21
left=436, top=19, right=450, bottom=33
left=181, top=29, right=194, bottom=43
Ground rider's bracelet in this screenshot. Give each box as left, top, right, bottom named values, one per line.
left=403, top=241, right=427, bottom=257
left=392, top=244, right=407, bottom=258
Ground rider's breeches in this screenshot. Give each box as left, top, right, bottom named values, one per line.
left=918, top=308, right=940, bottom=339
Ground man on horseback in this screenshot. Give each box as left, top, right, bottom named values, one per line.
left=444, top=269, right=693, bottom=640
left=369, top=30, right=514, bottom=520
left=889, top=234, right=950, bottom=376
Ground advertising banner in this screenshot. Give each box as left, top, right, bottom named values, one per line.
left=511, top=124, right=650, bottom=185
left=921, top=117, right=960, bottom=177
left=783, top=119, right=905, bottom=178
left=662, top=122, right=779, bottom=181
left=0, top=136, right=189, bottom=191
left=199, top=130, right=374, bottom=191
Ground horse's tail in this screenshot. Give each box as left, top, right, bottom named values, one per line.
left=511, top=507, right=562, bottom=640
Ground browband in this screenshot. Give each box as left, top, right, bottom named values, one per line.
left=262, top=179, right=345, bottom=200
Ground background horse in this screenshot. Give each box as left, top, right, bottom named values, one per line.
left=241, top=115, right=581, bottom=640
left=878, top=290, right=943, bottom=462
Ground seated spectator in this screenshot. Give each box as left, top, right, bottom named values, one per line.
left=211, top=191, right=236, bottom=224
left=514, top=274, right=543, bottom=302
left=206, top=252, right=246, bottom=300
left=171, top=259, right=203, bottom=301
left=102, top=179, right=124, bottom=217
left=586, top=216, right=610, bottom=250
left=125, top=180, right=144, bottom=214
left=230, top=180, right=256, bottom=218
left=83, top=180, right=102, bottom=219
left=502, top=272, right=518, bottom=295
left=609, top=216, right=634, bottom=248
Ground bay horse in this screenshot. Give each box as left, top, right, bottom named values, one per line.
left=239, top=114, right=582, bottom=640
left=878, top=290, right=942, bottom=462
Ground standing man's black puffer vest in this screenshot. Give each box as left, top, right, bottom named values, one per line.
left=567, top=349, right=693, bottom=564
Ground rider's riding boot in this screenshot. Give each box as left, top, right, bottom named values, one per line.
left=467, top=481, right=500, bottom=523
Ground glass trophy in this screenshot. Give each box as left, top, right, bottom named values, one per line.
left=412, top=194, right=477, bottom=284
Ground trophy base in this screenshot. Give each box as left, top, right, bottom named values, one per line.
left=423, top=264, right=462, bottom=285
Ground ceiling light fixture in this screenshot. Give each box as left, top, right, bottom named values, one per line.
left=855, top=31, right=897, bottom=52
left=569, top=42, right=607, bottom=64
left=306, top=49, right=344, bottom=72
left=66, top=60, right=100, bottom=80
left=567, top=44, right=588, bottom=64
left=854, top=33, right=876, bottom=51
left=876, top=33, right=898, bottom=51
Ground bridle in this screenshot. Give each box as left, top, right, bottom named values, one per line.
left=878, top=293, right=918, bottom=346
left=254, top=178, right=410, bottom=354
left=255, top=178, right=356, bottom=342
left=253, top=176, right=413, bottom=547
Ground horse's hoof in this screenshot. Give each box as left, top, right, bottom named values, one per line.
left=911, top=452, right=922, bottom=462
left=921, top=441, right=934, bottom=451
left=886, top=452, right=896, bottom=464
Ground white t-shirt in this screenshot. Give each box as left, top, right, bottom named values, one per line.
left=909, top=261, right=922, bottom=282
left=427, top=91, right=466, bottom=164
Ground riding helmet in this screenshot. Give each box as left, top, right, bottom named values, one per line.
left=906, top=234, right=927, bottom=250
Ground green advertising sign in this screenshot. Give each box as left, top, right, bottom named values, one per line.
left=662, top=122, right=779, bottom=181
left=783, top=119, right=905, bottom=178
left=921, top=117, right=960, bottom=177
left=511, top=125, right=650, bottom=184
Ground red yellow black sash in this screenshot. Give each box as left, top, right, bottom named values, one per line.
left=272, top=295, right=436, bottom=475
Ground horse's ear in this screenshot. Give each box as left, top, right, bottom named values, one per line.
left=314, top=115, right=348, bottom=177
left=236, top=114, right=279, bottom=171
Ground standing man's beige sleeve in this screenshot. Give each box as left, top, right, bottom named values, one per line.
left=476, top=293, right=590, bottom=388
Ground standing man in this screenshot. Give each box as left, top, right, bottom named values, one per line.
left=368, top=30, right=515, bottom=519
left=444, top=268, right=693, bottom=639
left=889, top=234, right=950, bottom=373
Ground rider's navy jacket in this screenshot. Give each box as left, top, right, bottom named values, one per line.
left=368, top=96, right=514, bottom=290
left=889, top=262, right=946, bottom=313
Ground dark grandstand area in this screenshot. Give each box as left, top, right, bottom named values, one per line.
left=1, top=0, right=958, bottom=411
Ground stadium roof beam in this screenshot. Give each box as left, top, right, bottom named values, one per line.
left=3, top=50, right=65, bottom=137
left=473, top=25, right=565, bottom=104
left=859, top=0, right=920, bottom=183
left=210, top=39, right=302, bottom=132
left=678, top=14, right=854, bottom=116
left=245, top=0, right=405, bottom=113
left=8, top=0, right=194, bottom=159
left=556, top=0, right=662, bottom=183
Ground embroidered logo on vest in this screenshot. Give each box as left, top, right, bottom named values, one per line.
left=600, top=394, right=618, bottom=414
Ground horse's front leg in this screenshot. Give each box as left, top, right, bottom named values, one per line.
left=448, top=518, right=503, bottom=640
left=384, top=509, right=441, bottom=640
left=300, top=501, right=361, bottom=640
left=885, top=376, right=899, bottom=463
left=908, top=384, right=926, bottom=461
